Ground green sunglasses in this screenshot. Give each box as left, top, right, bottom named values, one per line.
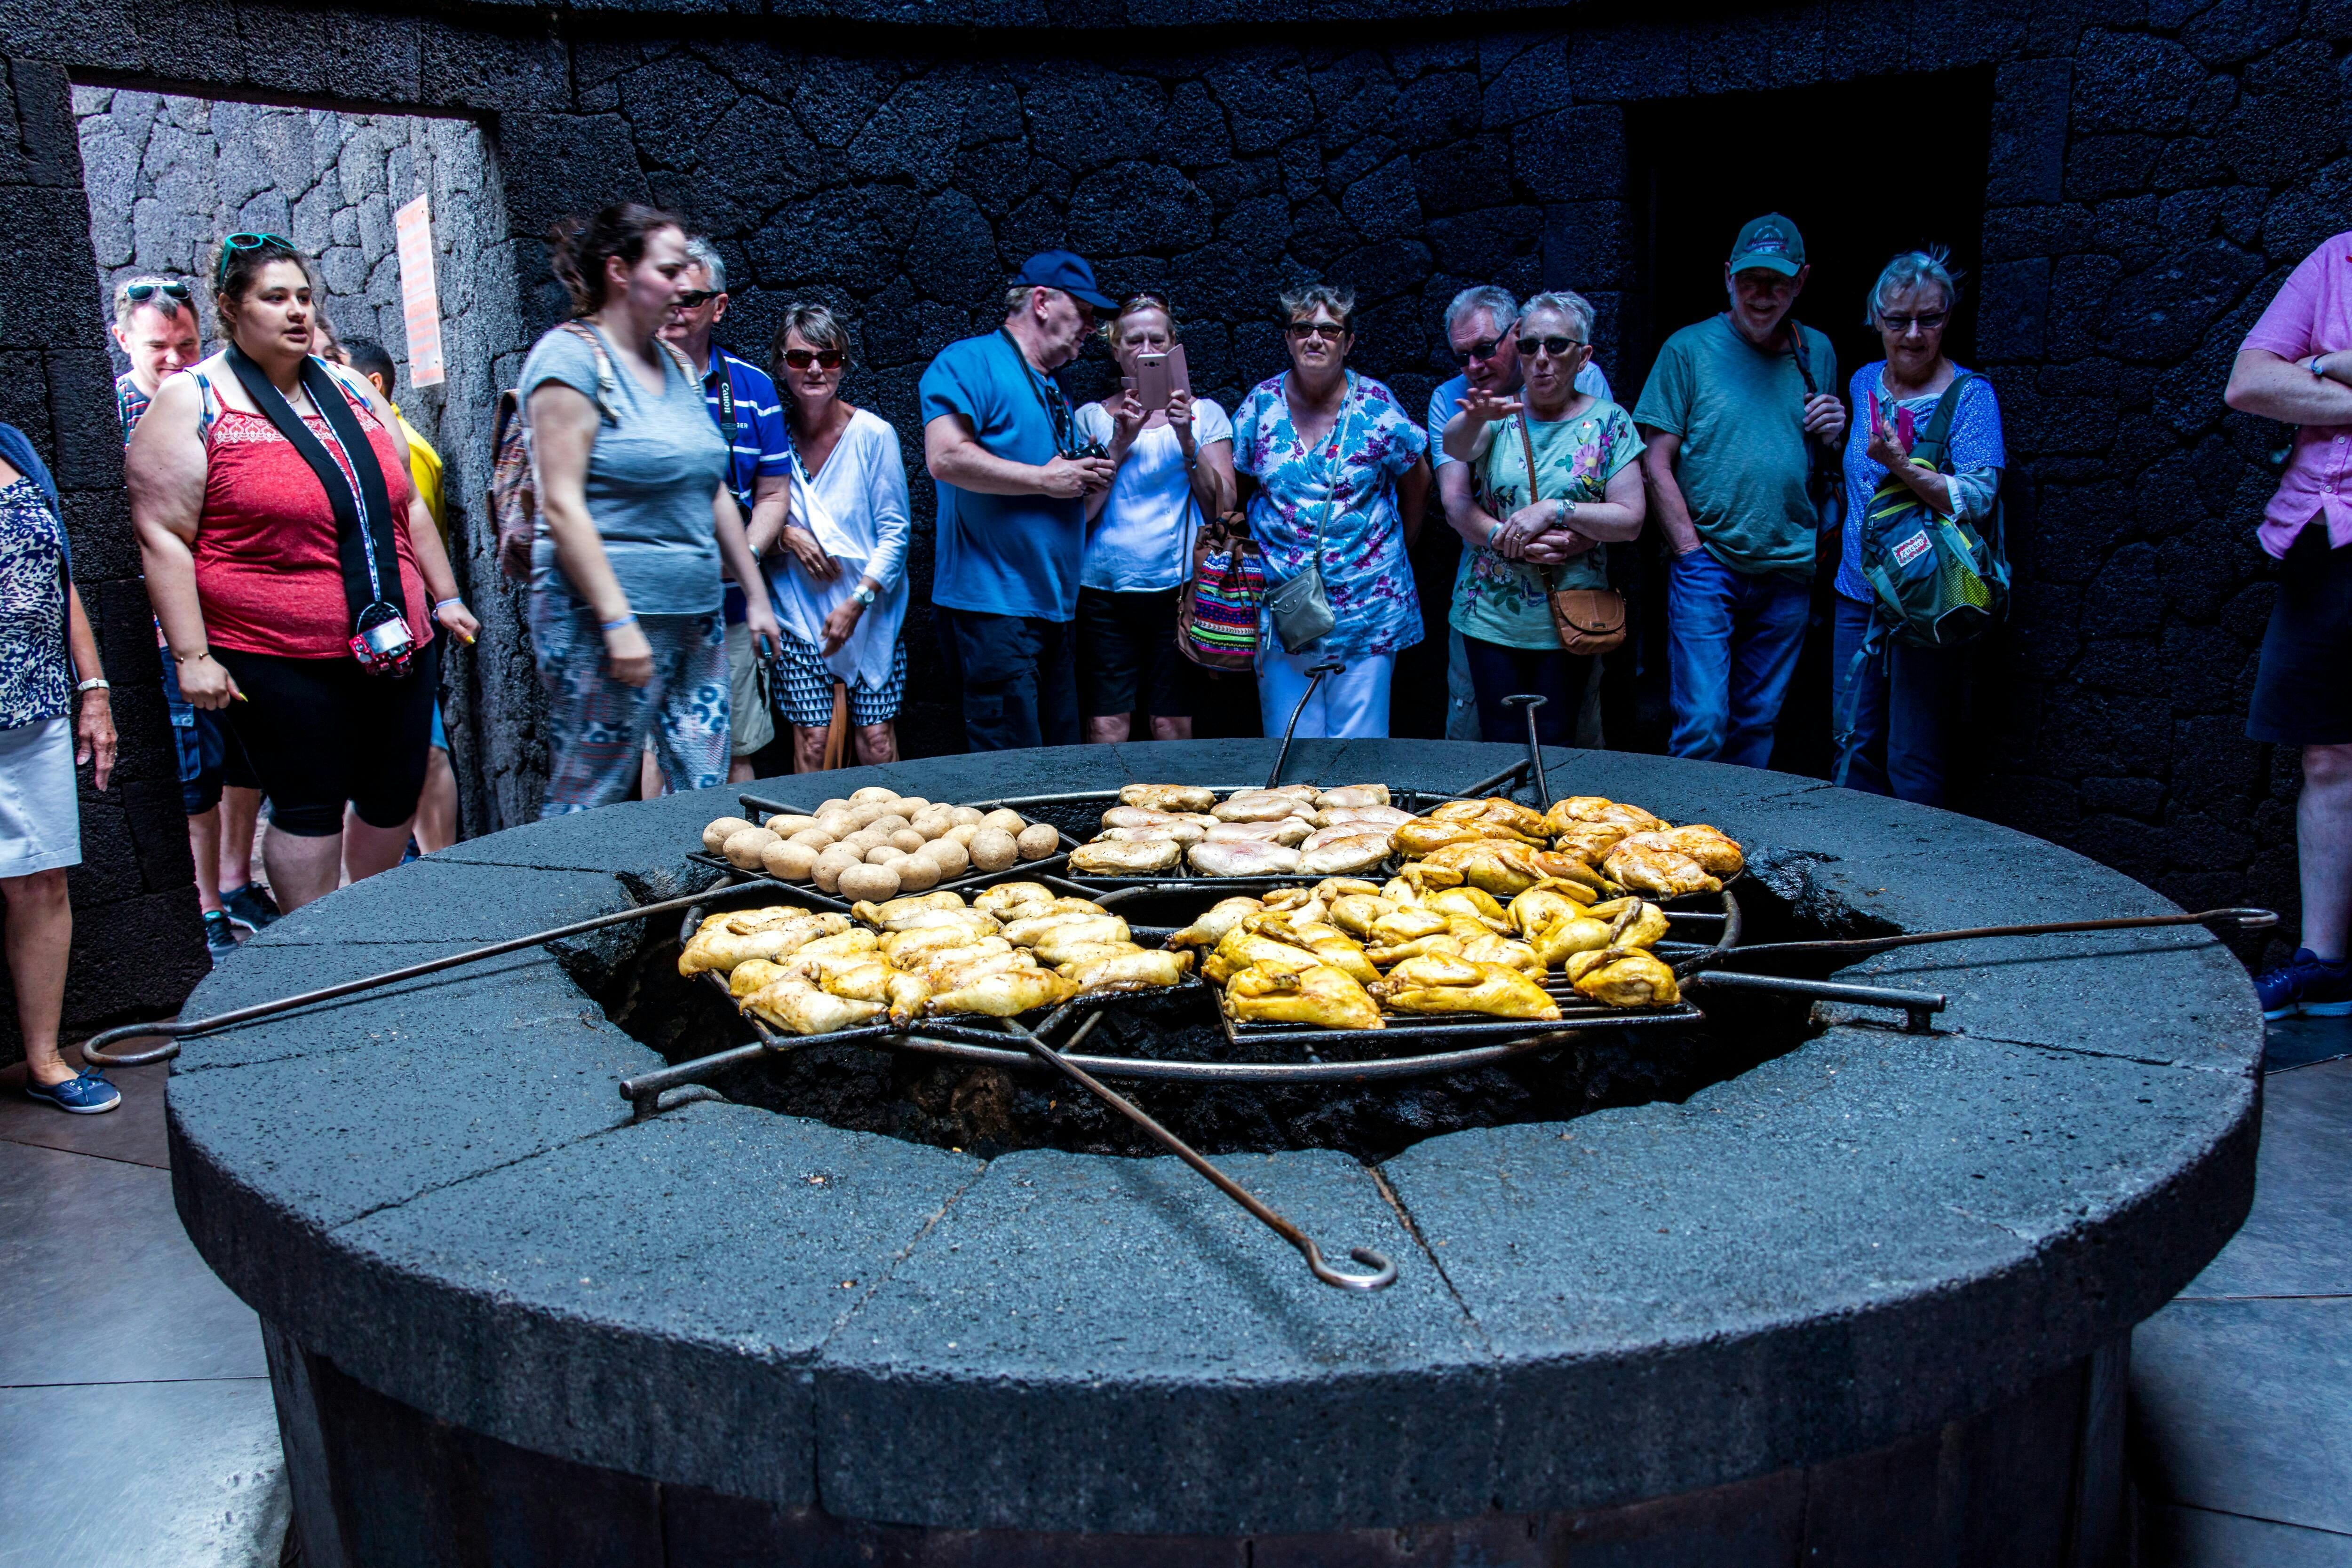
left=215, top=232, right=299, bottom=287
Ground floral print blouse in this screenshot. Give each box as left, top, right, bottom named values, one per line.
left=1451, top=399, right=1640, bottom=650
left=1232, top=371, right=1429, bottom=659
left=0, top=477, right=71, bottom=729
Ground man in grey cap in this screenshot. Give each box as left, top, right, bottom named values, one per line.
left=921, top=250, right=1118, bottom=750
left=1634, top=213, right=1847, bottom=768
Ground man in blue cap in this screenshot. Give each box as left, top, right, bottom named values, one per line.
left=922, top=250, right=1119, bottom=751
left=1635, top=213, right=1847, bottom=769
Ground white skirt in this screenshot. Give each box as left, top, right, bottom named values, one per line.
left=0, top=716, right=81, bottom=877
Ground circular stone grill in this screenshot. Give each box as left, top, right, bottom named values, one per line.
left=160, top=740, right=2265, bottom=1564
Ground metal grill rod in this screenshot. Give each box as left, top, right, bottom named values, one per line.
left=1266, top=658, right=1346, bottom=789
left=1501, top=694, right=1552, bottom=809
left=1676, top=907, right=2279, bottom=979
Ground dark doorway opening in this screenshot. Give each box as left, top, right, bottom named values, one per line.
left=1617, top=69, right=1996, bottom=776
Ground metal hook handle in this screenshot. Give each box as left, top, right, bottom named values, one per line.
left=1266, top=658, right=1347, bottom=789
left=1301, top=1240, right=1399, bottom=1292
left=1499, top=694, right=1551, bottom=808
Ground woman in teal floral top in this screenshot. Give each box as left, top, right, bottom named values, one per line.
left=1440, top=291, right=1645, bottom=745
left=1232, top=283, right=1430, bottom=739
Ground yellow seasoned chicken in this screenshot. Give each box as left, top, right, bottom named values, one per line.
left=1168, top=896, right=1266, bottom=949
left=1120, top=784, right=1218, bottom=814
left=1252, top=916, right=1380, bottom=986
left=1203, top=925, right=1326, bottom=986
left=912, top=943, right=1034, bottom=992
left=1527, top=913, right=1615, bottom=968
left=1407, top=840, right=1557, bottom=897
left=926, top=967, right=1077, bottom=1017
left=1311, top=877, right=1383, bottom=903
left=881, top=908, right=1004, bottom=937
left=1327, top=893, right=1397, bottom=940
left=1224, top=963, right=1385, bottom=1029
left=1631, top=825, right=1745, bottom=877
left=1602, top=842, right=1723, bottom=898
left=1070, top=838, right=1186, bottom=875
left=1546, top=820, right=1634, bottom=867
left=1460, top=932, right=1543, bottom=974
left=726, top=958, right=793, bottom=998
left=1393, top=818, right=1522, bottom=858
left=1586, top=897, right=1671, bottom=950
left=740, top=980, right=888, bottom=1035
left=677, top=911, right=849, bottom=975
left=1032, top=922, right=1144, bottom=966
left=881, top=923, right=987, bottom=964
left=1371, top=954, right=1561, bottom=1019
left=1546, top=796, right=1666, bottom=832
left=1041, top=939, right=1143, bottom=971
left=1060, top=949, right=1194, bottom=995
left=815, top=960, right=934, bottom=1025
left=1421, top=885, right=1513, bottom=933
left=1367, top=916, right=1492, bottom=967
left=1367, top=905, right=1450, bottom=945
left=1429, top=797, right=1550, bottom=839
left=852, top=891, right=967, bottom=927
left=1005, top=911, right=1128, bottom=949
left=975, top=882, right=1057, bottom=915
left=1508, top=886, right=1592, bottom=942
left=1566, top=948, right=1681, bottom=1008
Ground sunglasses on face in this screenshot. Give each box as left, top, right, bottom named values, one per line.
left=1451, top=338, right=1503, bottom=365
left=216, top=232, right=297, bottom=287
left=1881, top=312, right=1948, bottom=333
left=782, top=348, right=845, bottom=370
left=673, top=289, right=719, bottom=309
left=1516, top=335, right=1585, bottom=358
left=1287, top=321, right=1346, bottom=341
left=126, top=281, right=191, bottom=304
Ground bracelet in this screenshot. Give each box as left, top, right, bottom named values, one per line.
left=75, top=678, right=109, bottom=694
left=172, top=648, right=209, bottom=663
left=2315, top=355, right=2333, bottom=380
left=435, top=596, right=465, bottom=611
left=600, top=613, right=637, bottom=633
left=1555, top=498, right=1570, bottom=528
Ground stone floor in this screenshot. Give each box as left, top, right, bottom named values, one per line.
left=0, top=1011, right=2341, bottom=1566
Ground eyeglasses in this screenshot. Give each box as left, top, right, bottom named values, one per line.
left=1880, top=312, right=1948, bottom=333
left=124, top=281, right=191, bottom=304
left=215, top=233, right=297, bottom=287
left=1119, top=292, right=1170, bottom=314
left=1286, top=321, right=1346, bottom=341
left=1516, top=335, right=1585, bottom=357
left=781, top=348, right=845, bottom=370
left=1451, top=338, right=1504, bottom=365
left=673, top=289, right=720, bottom=309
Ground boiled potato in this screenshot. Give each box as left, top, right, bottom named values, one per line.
left=921, top=837, right=971, bottom=877
left=846, top=802, right=889, bottom=828
left=838, top=862, right=903, bottom=902
left=789, top=828, right=836, bottom=851
left=763, top=814, right=820, bottom=836
left=812, top=845, right=864, bottom=893
left=950, top=806, right=985, bottom=827
left=703, top=817, right=755, bottom=853
left=946, top=823, right=981, bottom=848
left=762, top=840, right=819, bottom=881
left=911, top=806, right=957, bottom=839
left=890, top=828, right=928, bottom=855
left=870, top=814, right=911, bottom=837
left=1016, top=823, right=1060, bottom=861
left=816, top=798, right=851, bottom=814
left=866, top=845, right=906, bottom=866
left=817, top=809, right=857, bottom=837
left=844, top=827, right=888, bottom=853
left=850, top=786, right=898, bottom=804
left=970, top=826, right=1019, bottom=871
left=723, top=827, right=779, bottom=869
left=895, top=796, right=931, bottom=813
left=895, top=855, right=942, bottom=892
left=982, top=808, right=1026, bottom=835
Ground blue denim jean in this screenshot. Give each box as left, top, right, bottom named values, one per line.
left=1830, top=594, right=1962, bottom=806
left=1665, top=548, right=1812, bottom=768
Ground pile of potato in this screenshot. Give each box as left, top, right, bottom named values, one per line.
left=701, top=787, right=1062, bottom=902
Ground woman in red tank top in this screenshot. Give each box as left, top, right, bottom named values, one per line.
left=126, top=237, right=481, bottom=914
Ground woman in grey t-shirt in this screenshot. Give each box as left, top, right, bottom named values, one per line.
left=522, top=204, right=778, bottom=815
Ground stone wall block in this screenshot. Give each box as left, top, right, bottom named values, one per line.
left=1478, top=34, right=1571, bottom=125
left=1540, top=202, right=1630, bottom=292
left=1340, top=156, right=1422, bottom=245
left=238, top=8, right=422, bottom=103
left=1822, top=0, right=1913, bottom=79
left=11, top=59, right=80, bottom=189
left=494, top=115, right=648, bottom=245
left=1510, top=106, right=1623, bottom=204
left=0, top=351, right=50, bottom=451
left=1976, top=256, right=2050, bottom=360
left=2220, top=39, right=2344, bottom=184
left=65, top=491, right=137, bottom=585
left=1566, top=25, right=1685, bottom=103
left=2073, top=32, right=2206, bottom=135
left=2184, top=0, right=2302, bottom=62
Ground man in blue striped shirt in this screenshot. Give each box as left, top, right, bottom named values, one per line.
left=661, top=238, right=795, bottom=782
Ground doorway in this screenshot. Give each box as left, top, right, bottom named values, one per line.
left=1619, top=69, right=1996, bottom=774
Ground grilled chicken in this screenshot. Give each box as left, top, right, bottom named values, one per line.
left=926, top=967, right=1077, bottom=1018
left=1546, top=796, right=1666, bottom=833
left=1096, top=822, right=1206, bottom=846
left=1546, top=821, right=1633, bottom=867
left=678, top=911, right=849, bottom=975
left=1587, top=897, right=1671, bottom=950
left=1299, top=833, right=1393, bottom=875
left=1031, top=923, right=1143, bottom=966
left=1211, top=792, right=1314, bottom=823
left=883, top=908, right=1006, bottom=938
left=1249, top=916, right=1380, bottom=986
left=1460, top=932, right=1544, bottom=974
left=1120, top=784, right=1217, bottom=814
left=1407, top=840, right=1556, bottom=898
left=1566, top=948, right=1681, bottom=1007
left=1327, top=893, right=1398, bottom=940
left=1508, top=886, right=1594, bottom=942
left=689, top=905, right=807, bottom=939
left=1421, top=885, right=1513, bottom=933
left=912, top=943, right=1033, bottom=991
left=1266, top=784, right=1321, bottom=801
left=1632, top=825, right=1745, bottom=877
left=1189, top=840, right=1304, bottom=877
left=999, top=910, right=1104, bottom=947
left=1225, top=963, right=1385, bottom=1029
left=817, top=960, right=933, bottom=1022
left=1311, top=803, right=1414, bottom=831
left=740, top=980, right=888, bottom=1035
left=1006, top=911, right=1129, bottom=950
left=975, top=882, right=1056, bottom=915
left=1205, top=818, right=1314, bottom=847
left=1168, top=896, right=1267, bottom=949
left=854, top=891, right=967, bottom=926
left=1371, top=955, right=1561, bottom=1019
left=1102, top=805, right=1215, bottom=833
left=1204, top=925, right=1326, bottom=985
left=1365, top=932, right=1468, bottom=967
left=1526, top=913, right=1614, bottom=968
left=1393, top=818, right=1519, bottom=858
left=1367, top=906, right=1450, bottom=945
left=881, top=924, right=986, bottom=964
left=1602, top=842, right=1722, bottom=898
left=1430, top=797, right=1550, bottom=839
left=726, top=958, right=793, bottom=998
left=1312, top=784, right=1391, bottom=808
left=1070, top=838, right=1186, bottom=875
left=1061, top=948, right=1194, bottom=995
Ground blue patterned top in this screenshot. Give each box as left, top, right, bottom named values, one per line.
left=1232, top=370, right=1429, bottom=659
left=0, top=478, right=71, bottom=730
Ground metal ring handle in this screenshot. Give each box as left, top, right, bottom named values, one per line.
left=1303, top=1242, right=1398, bottom=1292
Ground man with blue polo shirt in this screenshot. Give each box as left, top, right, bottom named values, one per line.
left=1427, top=285, right=1613, bottom=742
left=661, top=238, right=794, bottom=782
left=921, top=251, right=1118, bottom=751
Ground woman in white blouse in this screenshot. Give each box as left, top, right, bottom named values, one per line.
left=1074, top=293, right=1237, bottom=743
left=765, top=305, right=911, bottom=770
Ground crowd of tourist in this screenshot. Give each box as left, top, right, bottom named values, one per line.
left=15, top=194, right=2350, bottom=1113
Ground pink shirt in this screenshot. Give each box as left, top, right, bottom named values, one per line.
left=2241, top=232, right=2352, bottom=558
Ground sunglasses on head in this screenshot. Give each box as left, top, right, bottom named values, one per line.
left=125, top=281, right=191, bottom=304
left=1287, top=320, right=1346, bottom=341
left=673, top=289, right=719, bottom=309
left=216, top=232, right=297, bottom=287
left=781, top=348, right=845, bottom=370
left=1516, top=334, right=1585, bottom=358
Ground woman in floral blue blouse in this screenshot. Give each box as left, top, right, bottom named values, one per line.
left=1232, top=283, right=1431, bottom=738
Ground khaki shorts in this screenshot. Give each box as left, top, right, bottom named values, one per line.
left=725, top=620, right=776, bottom=757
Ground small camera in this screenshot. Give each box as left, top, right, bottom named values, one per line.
left=1071, top=436, right=1110, bottom=461
left=350, top=602, right=417, bottom=678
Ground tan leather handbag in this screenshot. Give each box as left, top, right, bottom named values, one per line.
left=1516, top=415, right=1629, bottom=657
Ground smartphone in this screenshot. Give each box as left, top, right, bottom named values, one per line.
left=1133, top=344, right=1191, bottom=413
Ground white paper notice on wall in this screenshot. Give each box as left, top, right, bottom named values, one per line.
left=394, top=193, right=445, bottom=388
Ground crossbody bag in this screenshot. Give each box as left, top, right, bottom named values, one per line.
left=1512, top=413, right=1629, bottom=656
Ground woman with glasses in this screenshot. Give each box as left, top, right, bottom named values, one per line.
left=1441, top=290, right=1646, bottom=746
left=1231, top=282, right=1431, bottom=738
left=124, top=233, right=477, bottom=913
left=520, top=203, right=779, bottom=814
left=1073, top=293, right=1237, bottom=743
left=1833, top=248, right=2005, bottom=805
left=766, top=305, right=911, bottom=771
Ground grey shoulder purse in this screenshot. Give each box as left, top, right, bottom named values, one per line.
left=1266, top=397, right=1348, bottom=652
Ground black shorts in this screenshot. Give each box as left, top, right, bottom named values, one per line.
left=216, top=641, right=439, bottom=836
left=2250, top=526, right=2352, bottom=746
left=1076, top=586, right=1191, bottom=721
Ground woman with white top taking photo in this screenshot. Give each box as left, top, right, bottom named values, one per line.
left=766, top=304, right=911, bottom=771
left=1074, top=293, right=1236, bottom=743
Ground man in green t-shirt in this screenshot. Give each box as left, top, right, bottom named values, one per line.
left=1634, top=214, right=1848, bottom=768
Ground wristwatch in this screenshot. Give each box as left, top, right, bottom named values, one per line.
left=852, top=584, right=878, bottom=608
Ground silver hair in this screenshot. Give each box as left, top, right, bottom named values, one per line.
left=1519, top=289, right=1595, bottom=343
left=112, top=275, right=196, bottom=331
left=683, top=238, right=727, bottom=294
left=1444, top=285, right=1518, bottom=341
left=1278, top=280, right=1356, bottom=330
left=1865, top=246, right=1961, bottom=326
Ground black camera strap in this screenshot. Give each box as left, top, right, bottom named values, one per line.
left=223, top=342, right=401, bottom=637
left=1000, top=327, right=1077, bottom=458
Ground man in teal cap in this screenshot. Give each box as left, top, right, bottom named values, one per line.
left=1634, top=213, right=1848, bottom=768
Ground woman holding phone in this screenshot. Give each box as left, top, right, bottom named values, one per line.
left=1073, top=293, right=1235, bottom=743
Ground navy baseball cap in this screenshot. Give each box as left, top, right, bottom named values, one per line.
left=1010, top=250, right=1115, bottom=310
